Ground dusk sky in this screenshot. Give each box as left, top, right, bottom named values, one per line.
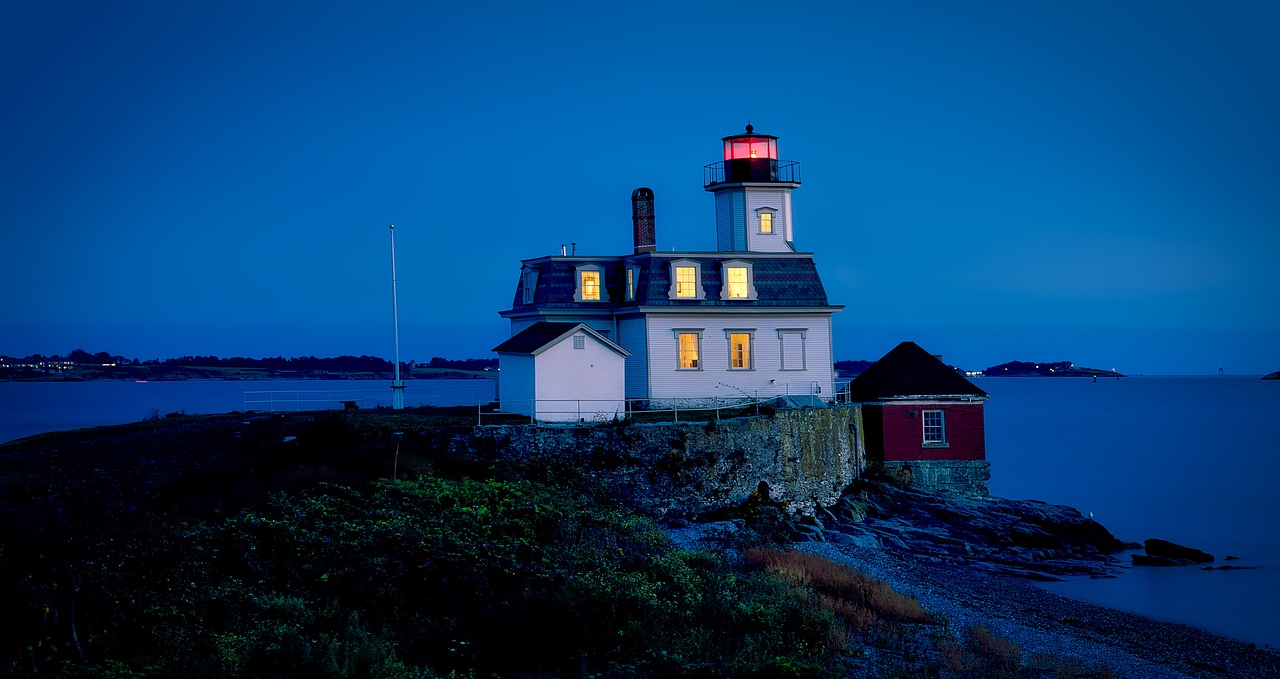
left=2, top=1, right=1276, bottom=375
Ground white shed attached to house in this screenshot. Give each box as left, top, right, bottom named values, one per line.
left=492, top=322, right=630, bottom=423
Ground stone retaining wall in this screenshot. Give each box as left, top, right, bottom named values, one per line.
left=452, top=407, right=864, bottom=519
left=882, top=459, right=991, bottom=497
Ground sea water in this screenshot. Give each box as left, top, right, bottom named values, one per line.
left=981, top=375, right=1280, bottom=649
left=0, top=378, right=497, bottom=444
left=2, top=375, right=1277, bottom=646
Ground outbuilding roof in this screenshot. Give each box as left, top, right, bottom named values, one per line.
left=492, top=322, right=630, bottom=357
left=844, top=341, right=987, bottom=401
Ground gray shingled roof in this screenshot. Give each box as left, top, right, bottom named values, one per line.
left=844, top=341, right=987, bottom=401
left=508, top=253, right=832, bottom=311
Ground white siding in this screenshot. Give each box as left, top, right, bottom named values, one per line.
left=533, top=333, right=626, bottom=422
left=645, top=313, right=835, bottom=401
left=783, top=190, right=794, bottom=245
left=497, top=353, right=536, bottom=416
left=617, top=316, right=649, bottom=399
left=744, top=189, right=791, bottom=253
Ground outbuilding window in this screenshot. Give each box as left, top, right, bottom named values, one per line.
left=923, top=410, right=946, bottom=446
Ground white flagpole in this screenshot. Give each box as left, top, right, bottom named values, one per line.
left=390, top=224, right=405, bottom=409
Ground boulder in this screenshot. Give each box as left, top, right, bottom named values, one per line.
left=1144, top=538, right=1214, bottom=564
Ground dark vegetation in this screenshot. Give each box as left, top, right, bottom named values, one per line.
left=0, top=410, right=1132, bottom=677
left=833, top=359, right=874, bottom=376
left=0, top=411, right=888, bottom=677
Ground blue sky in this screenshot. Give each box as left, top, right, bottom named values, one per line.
left=2, top=1, right=1277, bottom=374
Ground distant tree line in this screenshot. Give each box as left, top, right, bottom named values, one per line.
left=3, top=350, right=499, bottom=373
left=834, top=359, right=874, bottom=376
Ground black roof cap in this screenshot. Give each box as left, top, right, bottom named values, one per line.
left=845, top=341, right=987, bottom=401
left=492, top=322, right=628, bottom=357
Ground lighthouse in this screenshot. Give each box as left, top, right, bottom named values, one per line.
left=703, top=124, right=801, bottom=253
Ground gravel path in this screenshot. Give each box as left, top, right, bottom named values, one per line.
left=799, top=541, right=1280, bottom=679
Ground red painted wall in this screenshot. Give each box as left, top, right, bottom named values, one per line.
left=877, top=403, right=985, bottom=461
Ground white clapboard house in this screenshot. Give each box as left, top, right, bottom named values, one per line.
left=494, top=126, right=843, bottom=420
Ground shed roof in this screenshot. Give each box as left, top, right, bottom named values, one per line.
left=844, top=341, right=986, bottom=401
left=492, top=322, right=630, bottom=357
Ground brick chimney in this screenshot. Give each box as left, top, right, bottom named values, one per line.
left=631, top=187, right=655, bottom=253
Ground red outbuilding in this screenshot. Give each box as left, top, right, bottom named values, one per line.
left=845, top=341, right=990, bottom=495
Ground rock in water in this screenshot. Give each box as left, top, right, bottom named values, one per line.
left=1143, top=538, right=1214, bottom=564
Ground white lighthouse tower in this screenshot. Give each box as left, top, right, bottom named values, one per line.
left=703, top=124, right=802, bottom=253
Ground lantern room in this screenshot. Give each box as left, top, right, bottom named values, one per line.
left=704, top=124, right=801, bottom=186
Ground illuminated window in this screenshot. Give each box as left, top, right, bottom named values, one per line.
left=725, top=267, right=748, bottom=298
left=675, top=266, right=697, bottom=297
left=718, top=260, right=757, bottom=301
left=923, top=410, right=946, bottom=446
left=626, top=267, right=635, bottom=300
left=760, top=212, right=773, bottom=233
left=677, top=332, right=701, bottom=369
left=581, top=270, right=600, bottom=300
left=574, top=264, right=607, bottom=302
left=667, top=260, right=705, bottom=300
left=727, top=331, right=753, bottom=369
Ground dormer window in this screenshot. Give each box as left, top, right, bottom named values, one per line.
left=625, top=264, right=640, bottom=301
left=521, top=267, right=539, bottom=304
left=756, top=207, right=777, bottom=235
left=675, top=266, right=696, bottom=297
left=574, top=264, right=608, bottom=302
left=719, top=260, right=758, bottom=301
left=582, top=271, right=600, bottom=300
left=667, top=260, right=705, bottom=300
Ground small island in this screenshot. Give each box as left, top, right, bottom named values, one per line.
left=1263, top=371, right=1280, bottom=380
left=982, top=360, right=1124, bottom=378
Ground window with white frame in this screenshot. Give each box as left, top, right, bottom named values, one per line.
left=778, top=329, right=807, bottom=370
left=756, top=207, right=777, bottom=234
left=625, top=265, right=639, bottom=301
left=675, top=266, right=697, bottom=297
left=923, top=410, right=946, bottom=446
left=674, top=329, right=702, bottom=369
left=574, top=264, right=607, bottom=302
left=718, top=260, right=757, bottom=301
left=667, top=260, right=705, bottom=300
left=726, top=330, right=754, bottom=370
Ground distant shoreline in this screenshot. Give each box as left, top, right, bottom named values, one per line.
left=1, top=371, right=496, bottom=383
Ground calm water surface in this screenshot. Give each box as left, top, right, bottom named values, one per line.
left=2, top=375, right=1277, bottom=647
left=981, top=376, right=1280, bottom=648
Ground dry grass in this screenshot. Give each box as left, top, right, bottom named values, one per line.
left=744, top=549, right=931, bottom=631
